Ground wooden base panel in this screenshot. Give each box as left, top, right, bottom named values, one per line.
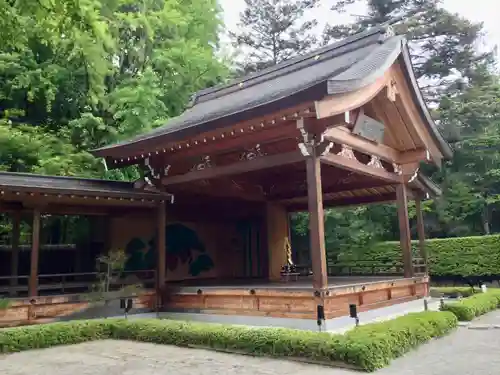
left=163, top=277, right=428, bottom=320
left=0, top=291, right=156, bottom=327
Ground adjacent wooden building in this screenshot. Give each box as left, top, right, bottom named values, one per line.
left=0, top=25, right=451, bottom=330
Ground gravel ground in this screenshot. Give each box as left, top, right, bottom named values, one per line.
left=468, top=308, right=500, bottom=326
left=1, top=318, right=500, bottom=375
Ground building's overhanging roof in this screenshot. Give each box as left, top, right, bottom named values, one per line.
left=399, top=44, right=453, bottom=160
left=0, top=172, right=173, bottom=202
left=92, top=24, right=452, bottom=162
left=413, top=173, right=442, bottom=198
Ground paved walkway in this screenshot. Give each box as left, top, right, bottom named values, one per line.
left=1, top=312, right=500, bottom=375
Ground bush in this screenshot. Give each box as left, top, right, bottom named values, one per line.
left=342, top=311, right=457, bottom=371
left=0, top=298, right=10, bottom=309
left=337, top=235, right=500, bottom=278
left=0, top=311, right=457, bottom=372
left=430, top=287, right=479, bottom=298
left=441, top=290, right=500, bottom=321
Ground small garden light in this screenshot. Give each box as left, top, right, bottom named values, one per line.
left=349, top=304, right=359, bottom=326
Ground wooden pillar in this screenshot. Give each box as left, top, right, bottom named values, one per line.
left=29, top=209, right=41, bottom=297
left=157, top=201, right=166, bottom=296
left=74, top=246, right=82, bottom=273
left=306, top=156, right=328, bottom=290
left=266, top=203, right=289, bottom=281
left=415, top=197, right=428, bottom=275
left=396, top=184, right=414, bottom=278
left=9, top=212, right=20, bottom=296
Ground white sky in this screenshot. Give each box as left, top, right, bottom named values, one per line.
left=219, top=0, right=499, bottom=56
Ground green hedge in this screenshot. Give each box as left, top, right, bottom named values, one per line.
left=0, top=312, right=457, bottom=372
left=430, top=287, right=479, bottom=298
left=441, top=290, right=500, bottom=321
left=337, top=234, right=500, bottom=277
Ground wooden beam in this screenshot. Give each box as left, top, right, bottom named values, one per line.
left=396, top=185, right=414, bottom=278
left=164, top=122, right=300, bottom=162
left=0, top=201, right=155, bottom=216
left=314, top=71, right=390, bottom=119
left=320, top=152, right=401, bottom=183
left=29, top=209, right=41, bottom=297
left=162, top=151, right=305, bottom=186
left=306, top=156, right=328, bottom=290
left=108, top=102, right=317, bottom=162
left=157, top=200, right=166, bottom=307
left=272, top=180, right=393, bottom=204
left=170, top=177, right=266, bottom=202
left=9, top=211, right=20, bottom=296
left=415, top=198, right=428, bottom=276
left=287, top=192, right=396, bottom=212
left=324, top=126, right=427, bottom=164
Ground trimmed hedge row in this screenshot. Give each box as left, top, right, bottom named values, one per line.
left=430, top=287, right=479, bottom=298
left=337, top=234, right=500, bottom=278
left=441, top=289, right=500, bottom=321
left=0, top=312, right=458, bottom=372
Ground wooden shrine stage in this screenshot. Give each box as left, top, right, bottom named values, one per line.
left=163, top=276, right=428, bottom=321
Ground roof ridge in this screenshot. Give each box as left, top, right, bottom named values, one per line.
left=0, top=171, right=133, bottom=186
left=190, top=24, right=391, bottom=107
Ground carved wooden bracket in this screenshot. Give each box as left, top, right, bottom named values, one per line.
left=392, top=163, right=403, bottom=175
left=387, top=79, right=398, bottom=102
left=337, top=144, right=356, bottom=160
left=240, top=144, right=265, bottom=161
left=326, top=141, right=403, bottom=181
left=297, top=118, right=334, bottom=157
left=367, top=155, right=384, bottom=170
left=142, top=157, right=170, bottom=187
left=191, top=156, right=213, bottom=171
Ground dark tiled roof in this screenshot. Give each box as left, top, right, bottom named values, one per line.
left=92, top=24, right=451, bottom=159
left=0, top=172, right=172, bottom=201
left=415, top=173, right=442, bottom=197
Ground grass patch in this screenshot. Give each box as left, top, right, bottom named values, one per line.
left=0, top=311, right=457, bottom=372
left=441, top=289, right=500, bottom=321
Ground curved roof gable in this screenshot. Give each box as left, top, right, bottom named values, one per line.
left=93, top=24, right=451, bottom=160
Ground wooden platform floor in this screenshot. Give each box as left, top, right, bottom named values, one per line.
left=170, top=276, right=404, bottom=292
left=163, top=276, right=427, bottom=322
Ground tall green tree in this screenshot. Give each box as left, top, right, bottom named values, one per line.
left=0, top=0, right=228, bottom=177
left=324, top=0, right=494, bottom=100
left=230, top=0, right=319, bottom=74
left=436, top=74, right=500, bottom=235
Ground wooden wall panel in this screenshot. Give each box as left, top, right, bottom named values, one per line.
left=362, top=290, right=388, bottom=305
left=165, top=278, right=429, bottom=321
left=0, top=291, right=156, bottom=327
left=391, top=286, right=412, bottom=299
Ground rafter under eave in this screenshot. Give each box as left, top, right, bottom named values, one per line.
left=324, top=126, right=428, bottom=165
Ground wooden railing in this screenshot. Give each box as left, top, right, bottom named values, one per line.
left=327, top=258, right=427, bottom=276
left=0, top=269, right=156, bottom=296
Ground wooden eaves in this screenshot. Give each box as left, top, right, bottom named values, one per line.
left=0, top=172, right=174, bottom=216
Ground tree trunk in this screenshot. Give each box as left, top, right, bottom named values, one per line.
left=482, top=206, right=491, bottom=235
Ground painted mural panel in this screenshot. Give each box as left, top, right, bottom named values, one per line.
left=110, top=214, right=244, bottom=281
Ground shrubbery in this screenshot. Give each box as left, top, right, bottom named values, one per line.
left=430, top=287, right=479, bottom=298
left=0, top=312, right=458, bottom=372
left=0, top=298, right=10, bottom=309
left=337, top=234, right=500, bottom=278
left=441, top=290, right=500, bottom=321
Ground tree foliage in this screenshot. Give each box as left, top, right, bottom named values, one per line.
left=0, top=0, right=228, bottom=177
left=230, top=0, right=319, bottom=74
left=323, top=0, right=493, bottom=100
